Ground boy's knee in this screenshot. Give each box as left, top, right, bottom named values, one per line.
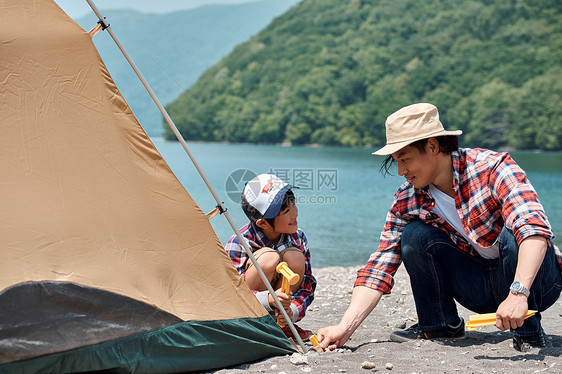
left=257, top=250, right=282, bottom=271
left=282, top=248, right=305, bottom=265
left=281, top=248, right=306, bottom=278
left=244, top=250, right=281, bottom=291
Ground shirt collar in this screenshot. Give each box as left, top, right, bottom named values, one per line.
left=249, top=222, right=287, bottom=248
left=451, top=150, right=461, bottom=190
left=418, top=151, right=461, bottom=197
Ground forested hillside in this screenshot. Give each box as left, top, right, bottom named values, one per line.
left=75, top=0, right=298, bottom=136
left=165, top=0, right=562, bottom=151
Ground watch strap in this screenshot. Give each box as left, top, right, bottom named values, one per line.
left=510, top=281, right=530, bottom=297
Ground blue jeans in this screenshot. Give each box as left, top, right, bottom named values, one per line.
left=401, top=221, right=561, bottom=337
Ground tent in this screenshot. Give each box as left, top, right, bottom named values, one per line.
left=0, top=0, right=294, bottom=372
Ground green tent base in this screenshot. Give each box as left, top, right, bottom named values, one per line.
left=0, top=315, right=294, bottom=374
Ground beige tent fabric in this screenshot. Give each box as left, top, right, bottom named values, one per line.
left=0, top=0, right=266, bottom=321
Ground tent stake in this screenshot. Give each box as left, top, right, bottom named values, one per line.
left=85, top=0, right=307, bottom=354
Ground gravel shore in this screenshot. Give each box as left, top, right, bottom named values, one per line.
left=209, top=266, right=561, bottom=374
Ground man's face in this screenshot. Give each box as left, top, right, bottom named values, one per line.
left=391, top=143, right=438, bottom=189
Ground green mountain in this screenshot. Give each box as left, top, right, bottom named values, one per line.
left=165, top=0, right=562, bottom=151
left=75, top=0, right=299, bottom=137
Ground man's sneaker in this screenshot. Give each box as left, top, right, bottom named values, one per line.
left=281, top=324, right=314, bottom=341
left=513, top=328, right=553, bottom=352
left=390, top=318, right=466, bottom=342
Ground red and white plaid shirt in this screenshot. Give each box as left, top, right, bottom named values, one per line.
left=225, top=222, right=316, bottom=321
left=355, top=148, right=562, bottom=293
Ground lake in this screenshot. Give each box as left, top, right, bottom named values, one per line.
left=152, top=139, right=562, bottom=268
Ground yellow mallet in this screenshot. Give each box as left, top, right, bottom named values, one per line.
left=466, top=310, right=537, bottom=331
left=275, top=262, right=300, bottom=327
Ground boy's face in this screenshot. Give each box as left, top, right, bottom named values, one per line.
left=392, top=142, right=440, bottom=189
left=272, top=201, right=299, bottom=234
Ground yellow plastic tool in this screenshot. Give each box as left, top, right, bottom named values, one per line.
left=466, top=310, right=537, bottom=331
left=309, top=334, right=324, bottom=352
left=275, top=262, right=300, bottom=327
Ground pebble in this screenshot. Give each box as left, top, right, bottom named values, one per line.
left=290, top=353, right=308, bottom=365
left=361, top=361, right=376, bottom=369
left=385, top=363, right=394, bottom=370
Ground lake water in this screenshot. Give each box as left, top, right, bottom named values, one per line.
left=152, top=139, right=562, bottom=268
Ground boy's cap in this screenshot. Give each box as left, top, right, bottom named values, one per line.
left=372, top=103, right=462, bottom=156
left=243, top=174, right=296, bottom=219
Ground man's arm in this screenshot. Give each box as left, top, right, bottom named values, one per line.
left=317, top=286, right=383, bottom=350
left=316, top=187, right=410, bottom=350
left=495, top=235, right=548, bottom=330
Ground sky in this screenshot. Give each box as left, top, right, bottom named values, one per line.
left=54, top=0, right=262, bottom=19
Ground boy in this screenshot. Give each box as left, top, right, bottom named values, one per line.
left=225, top=173, right=316, bottom=340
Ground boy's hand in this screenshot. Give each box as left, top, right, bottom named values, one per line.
left=276, top=305, right=293, bottom=326
left=268, top=288, right=292, bottom=310
left=268, top=288, right=293, bottom=325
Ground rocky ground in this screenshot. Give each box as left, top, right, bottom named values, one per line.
left=209, top=266, right=561, bottom=374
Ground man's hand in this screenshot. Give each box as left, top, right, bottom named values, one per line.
left=495, top=236, right=547, bottom=331
left=495, top=292, right=529, bottom=330
left=316, top=287, right=384, bottom=351
left=317, top=323, right=353, bottom=351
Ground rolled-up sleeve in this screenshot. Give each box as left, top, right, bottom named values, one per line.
left=490, top=154, right=554, bottom=244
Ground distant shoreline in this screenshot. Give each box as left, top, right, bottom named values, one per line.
left=155, top=137, right=376, bottom=150
left=152, top=137, right=561, bottom=153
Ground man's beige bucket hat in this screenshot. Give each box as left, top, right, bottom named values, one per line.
left=372, top=103, right=462, bottom=156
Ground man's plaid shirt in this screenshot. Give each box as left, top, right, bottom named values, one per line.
left=225, top=222, right=316, bottom=321
left=355, top=148, right=562, bottom=293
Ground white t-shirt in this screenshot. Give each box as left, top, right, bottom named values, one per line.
left=428, top=184, right=499, bottom=259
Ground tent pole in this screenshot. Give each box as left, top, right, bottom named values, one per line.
left=85, top=0, right=307, bottom=353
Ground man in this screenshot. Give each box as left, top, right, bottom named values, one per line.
left=317, top=103, right=561, bottom=352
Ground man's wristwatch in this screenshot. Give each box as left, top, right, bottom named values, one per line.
left=509, top=281, right=530, bottom=297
